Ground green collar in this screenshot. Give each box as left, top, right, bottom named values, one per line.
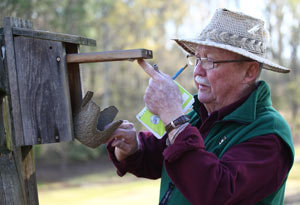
left=223, top=81, right=272, bottom=123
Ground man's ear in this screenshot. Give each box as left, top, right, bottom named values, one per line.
left=243, top=62, right=260, bottom=84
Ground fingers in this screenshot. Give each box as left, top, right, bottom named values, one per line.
left=137, top=59, right=159, bottom=79
left=105, top=120, right=136, bottom=143
left=138, top=59, right=173, bottom=83
left=111, top=137, right=125, bottom=147
left=110, top=125, right=138, bottom=159
left=110, top=128, right=133, bottom=140
left=104, top=120, right=132, bottom=132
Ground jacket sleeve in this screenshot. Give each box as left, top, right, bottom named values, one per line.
left=163, top=125, right=292, bottom=204
left=107, top=131, right=166, bottom=179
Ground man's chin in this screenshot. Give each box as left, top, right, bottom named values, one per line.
left=197, top=95, right=213, bottom=104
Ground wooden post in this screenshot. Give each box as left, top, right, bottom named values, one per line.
left=0, top=17, right=39, bottom=205
left=0, top=16, right=96, bottom=204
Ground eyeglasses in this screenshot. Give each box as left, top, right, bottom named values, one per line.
left=187, top=55, right=256, bottom=70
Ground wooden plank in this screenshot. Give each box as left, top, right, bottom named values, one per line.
left=13, top=27, right=96, bottom=47
left=21, top=146, right=38, bottom=205
left=0, top=153, right=25, bottom=205
left=0, top=54, right=6, bottom=95
left=66, top=49, right=153, bottom=64
left=2, top=96, right=12, bottom=151
left=4, top=17, right=33, bottom=29
left=4, top=17, right=28, bottom=146
left=14, top=36, right=73, bottom=145
left=0, top=33, right=3, bottom=40
left=1, top=95, right=32, bottom=205
left=65, top=43, right=83, bottom=114
left=0, top=36, right=7, bottom=95
left=0, top=52, right=6, bottom=94
left=2, top=16, right=38, bottom=205
left=0, top=96, right=5, bottom=148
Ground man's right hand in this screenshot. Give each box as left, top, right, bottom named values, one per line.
left=106, top=120, right=139, bottom=161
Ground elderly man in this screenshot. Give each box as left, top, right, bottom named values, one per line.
left=106, top=8, right=294, bottom=204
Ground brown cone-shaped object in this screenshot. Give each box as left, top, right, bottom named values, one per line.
left=74, top=91, right=122, bottom=148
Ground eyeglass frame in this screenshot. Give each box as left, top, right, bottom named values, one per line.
left=187, top=55, right=257, bottom=70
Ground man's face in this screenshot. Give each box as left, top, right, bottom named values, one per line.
left=193, top=45, right=248, bottom=112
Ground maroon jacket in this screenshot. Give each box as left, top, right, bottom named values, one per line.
left=107, top=94, right=292, bottom=203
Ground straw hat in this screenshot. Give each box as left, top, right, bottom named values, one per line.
left=174, top=8, right=290, bottom=73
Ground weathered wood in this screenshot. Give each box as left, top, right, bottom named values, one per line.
left=0, top=53, right=7, bottom=95
left=13, top=27, right=96, bottom=47
left=66, top=49, right=153, bottom=64
left=2, top=96, right=12, bottom=151
left=21, top=146, right=39, bottom=205
left=2, top=16, right=38, bottom=205
left=0, top=95, right=5, bottom=148
left=0, top=96, right=13, bottom=152
left=3, top=17, right=33, bottom=30
left=1, top=95, right=31, bottom=205
left=65, top=43, right=83, bottom=114
left=0, top=153, right=25, bottom=205
left=4, top=17, right=28, bottom=147
left=0, top=36, right=8, bottom=95
left=0, top=37, right=8, bottom=149
left=0, top=146, right=38, bottom=205
left=13, top=36, right=73, bottom=146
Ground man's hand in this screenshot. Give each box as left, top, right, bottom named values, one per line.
left=106, top=120, right=138, bottom=161
left=137, top=59, right=184, bottom=125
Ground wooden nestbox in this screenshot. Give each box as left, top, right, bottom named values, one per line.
left=1, top=17, right=96, bottom=146
left=0, top=16, right=152, bottom=205
left=0, top=17, right=152, bottom=147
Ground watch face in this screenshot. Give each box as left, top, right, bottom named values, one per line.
left=174, top=115, right=190, bottom=126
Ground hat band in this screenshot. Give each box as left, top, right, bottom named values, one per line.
left=199, top=29, right=265, bottom=56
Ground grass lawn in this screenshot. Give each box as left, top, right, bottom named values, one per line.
left=38, top=169, right=160, bottom=205
left=38, top=145, right=300, bottom=204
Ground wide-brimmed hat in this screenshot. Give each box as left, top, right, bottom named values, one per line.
left=174, top=8, right=290, bottom=73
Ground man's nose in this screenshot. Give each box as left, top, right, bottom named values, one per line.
left=193, top=63, right=207, bottom=77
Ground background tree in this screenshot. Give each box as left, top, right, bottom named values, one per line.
left=263, top=0, right=300, bottom=142
left=0, top=0, right=194, bottom=164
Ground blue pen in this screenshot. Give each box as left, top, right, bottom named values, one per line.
left=153, top=55, right=190, bottom=80
left=172, top=64, right=188, bottom=80
left=172, top=54, right=191, bottom=79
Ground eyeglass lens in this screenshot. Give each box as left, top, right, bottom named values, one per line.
left=187, top=55, right=197, bottom=66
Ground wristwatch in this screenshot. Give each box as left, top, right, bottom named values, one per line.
left=165, top=115, right=190, bottom=133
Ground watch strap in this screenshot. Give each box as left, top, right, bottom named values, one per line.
left=165, top=115, right=190, bottom=133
